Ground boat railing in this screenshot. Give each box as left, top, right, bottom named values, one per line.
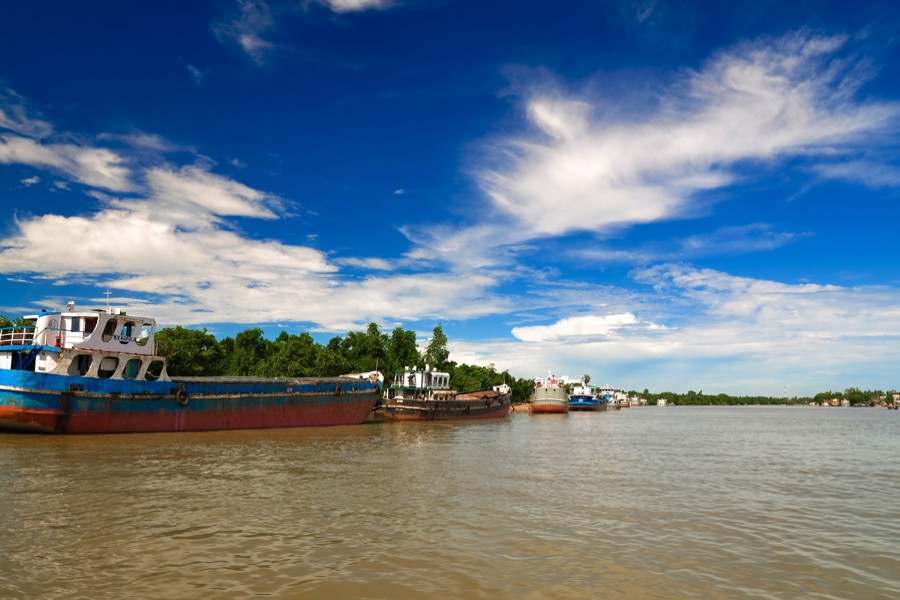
left=0, top=326, right=37, bottom=347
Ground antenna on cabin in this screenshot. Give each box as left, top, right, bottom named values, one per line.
left=104, top=289, right=112, bottom=314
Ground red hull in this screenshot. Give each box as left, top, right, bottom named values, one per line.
left=0, top=397, right=376, bottom=434
left=530, top=403, right=568, bottom=414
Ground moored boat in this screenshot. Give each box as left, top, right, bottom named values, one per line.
left=0, top=303, right=380, bottom=434
left=567, top=378, right=606, bottom=411
left=598, top=385, right=619, bottom=409
left=382, top=366, right=510, bottom=421
left=530, top=374, right=568, bottom=413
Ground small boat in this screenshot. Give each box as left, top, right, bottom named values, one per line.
left=567, top=379, right=606, bottom=411
left=598, top=385, right=619, bottom=409
left=530, top=374, right=569, bottom=413
left=0, top=303, right=381, bottom=434
left=382, top=366, right=510, bottom=421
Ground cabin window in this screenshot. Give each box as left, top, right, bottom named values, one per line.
left=135, top=323, right=152, bottom=346
left=71, top=317, right=81, bottom=332
left=84, top=317, right=97, bottom=334
left=101, top=320, right=116, bottom=342
left=145, top=360, right=165, bottom=381
left=67, top=354, right=92, bottom=376
left=116, top=321, right=136, bottom=344
left=98, top=356, right=118, bottom=379
left=123, top=358, right=141, bottom=380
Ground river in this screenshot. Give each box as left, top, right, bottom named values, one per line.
left=1, top=406, right=897, bottom=599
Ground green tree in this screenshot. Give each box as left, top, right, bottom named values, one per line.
left=230, top=328, right=270, bottom=376
left=423, top=324, right=449, bottom=370
left=341, top=322, right=388, bottom=373
left=387, top=327, right=419, bottom=371
left=155, top=326, right=224, bottom=376
left=260, top=331, right=318, bottom=377
left=314, top=346, right=350, bottom=377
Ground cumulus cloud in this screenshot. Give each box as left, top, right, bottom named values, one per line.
left=511, top=313, right=645, bottom=342
left=631, top=263, right=900, bottom=347
left=474, top=31, right=900, bottom=242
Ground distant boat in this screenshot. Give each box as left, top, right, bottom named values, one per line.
left=568, top=379, right=606, bottom=411
left=598, top=385, right=619, bottom=410
left=0, top=303, right=380, bottom=434
left=530, top=374, right=569, bottom=413
left=381, top=366, right=510, bottom=421
left=657, top=399, right=668, bottom=407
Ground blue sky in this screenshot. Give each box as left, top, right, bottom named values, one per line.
left=2, top=0, right=899, bottom=396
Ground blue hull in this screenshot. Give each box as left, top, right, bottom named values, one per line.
left=0, top=370, right=379, bottom=434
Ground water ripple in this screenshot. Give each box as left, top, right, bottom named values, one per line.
left=0, top=408, right=897, bottom=598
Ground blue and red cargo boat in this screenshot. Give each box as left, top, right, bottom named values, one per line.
left=0, top=303, right=381, bottom=434
left=567, top=378, right=607, bottom=411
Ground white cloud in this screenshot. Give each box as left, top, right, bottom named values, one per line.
left=0, top=87, right=53, bottom=138
left=320, top=0, right=392, bottom=12
left=186, top=64, right=208, bottom=86
left=136, top=165, right=283, bottom=224
left=0, top=134, right=134, bottom=192
left=337, top=257, right=395, bottom=270
left=213, top=0, right=277, bottom=65
left=20, top=176, right=40, bottom=187
left=511, top=313, right=644, bottom=342
left=570, top=223, right=808, bottom=265
left=213, top=0, right=396, bottom=63
left=97, top=132, right=190, bottom=154
left=812, top=160, right=900, bottom=188
left=475, top=31, right=900, bottom=240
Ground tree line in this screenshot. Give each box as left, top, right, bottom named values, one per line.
left=633, top=388, right=895, bottom=406
left=155, top=323, right=536, bottom=402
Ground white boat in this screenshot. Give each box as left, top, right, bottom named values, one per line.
left=530, top=374, right=569, bottom=413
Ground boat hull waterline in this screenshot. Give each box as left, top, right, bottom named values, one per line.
left=0, top=372, right=379, bottom=434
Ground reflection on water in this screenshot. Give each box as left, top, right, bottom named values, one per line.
left=1, top=407, right=898, bottom=599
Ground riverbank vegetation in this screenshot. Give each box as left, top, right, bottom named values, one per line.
left=155, top=323, right=536, bottom=402
left=3, top=313, right=890, bottom=405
